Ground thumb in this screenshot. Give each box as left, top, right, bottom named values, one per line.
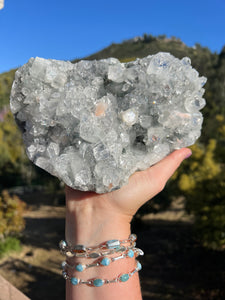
left=127, top=148, right=192, bottom=207
left=147, top=148, right=192, bottom=189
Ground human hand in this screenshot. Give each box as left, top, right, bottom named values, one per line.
left=66, top=148, right=191, bottom=219
left=65, top=148, right=192, bottom=244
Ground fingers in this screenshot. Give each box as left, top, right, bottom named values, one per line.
left=126, top=148, right=192, bottom=207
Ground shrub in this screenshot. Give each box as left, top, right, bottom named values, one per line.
left=0, top=236, right=21, bottom=258
left=0, top=190, right=26, bottom=238
left=173, top=139, right=225, bottom=250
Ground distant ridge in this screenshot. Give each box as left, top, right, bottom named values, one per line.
left=0, top=34, right=224, bottom=120
left=70, top=34, right=221, bottom=97
left=78, top=35, right=189, bottom=61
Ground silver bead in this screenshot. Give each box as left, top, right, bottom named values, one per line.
left=136, top=248, right=144, bottom=256
left=61, top=261, right=67, bottom=269
left=62, top=271, right=67, bottom=279
left=73, top=244, right=87, bottom=253
left=129, top=234, right=137, bottom=241
left=89, top=252, right=100, bottom=258
left=65, top=251, right=74, bottom=257
left=119, top=246, right=126, bottom=251
left=59, top=240, right=68, bottom=250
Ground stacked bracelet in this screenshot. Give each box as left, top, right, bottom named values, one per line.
left=59, top=233, right=143, bottom=286
left=62, top=259, right=142, bottom=287
left=62, top=247, right=144, bottom=272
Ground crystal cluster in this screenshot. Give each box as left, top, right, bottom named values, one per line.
left=10, top=53, right=206, bottom=193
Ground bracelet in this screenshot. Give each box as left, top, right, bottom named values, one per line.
left=62, top=248, right=144, bottom=272
left=62, top=259, right=142, bottom=287
left=59, top=233, right=144, bottom=287
left=61, top=243, right=136, bottom=258
left=59, top=234, right=137, bottom=258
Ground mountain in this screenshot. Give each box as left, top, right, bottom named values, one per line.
left=0, top=34, right=224, bottom=121
left=74, top=34, right=217, bottom=79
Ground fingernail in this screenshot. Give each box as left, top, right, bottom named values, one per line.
left=185, top=151, right=192, bottom=159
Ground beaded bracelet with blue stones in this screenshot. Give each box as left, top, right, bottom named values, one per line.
left=59, top=234, right=144, bottom=286
left=62, top=259, right=142, bottom=287
left=59, top=234, right=137, bottom=258
left=62, top=247, right=144, bottom=272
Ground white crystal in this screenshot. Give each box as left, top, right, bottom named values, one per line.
left=10, top=53, right=206, bottom=193
left=108, top=64, right=125, bottom=82
left=121, top=108, right=139, bottom=126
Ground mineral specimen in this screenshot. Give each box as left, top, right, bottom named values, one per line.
left=10, top=53, right=206, bottom=193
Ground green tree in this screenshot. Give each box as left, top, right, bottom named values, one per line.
left=174, top=139, right=225, bottom=250
left=0, top=111, right=29, bottom=187
left=0, top=190, right=26, bottom=239
left=0, top=69, right=16, bottom=109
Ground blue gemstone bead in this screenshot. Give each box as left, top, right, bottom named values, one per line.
left=120, top=274, right=129, bottom=282
left=93, top=279, right=104, bottom=287
left=101, top=257, right=110, bottom=266
left=71, top=277, right=79, bottom=285
left=76, top=264, right=84, bottom=272
left=137, top=261, right=142, bottom=271
left=128, top=249, right=134, bottom=258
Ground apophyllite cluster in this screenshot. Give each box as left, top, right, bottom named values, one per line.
left=10, top=52, right=206, bottom=193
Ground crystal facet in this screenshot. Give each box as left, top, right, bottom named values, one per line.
left=10, top=53, right=206, bottom=193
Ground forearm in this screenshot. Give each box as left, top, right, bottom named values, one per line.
left=65, top=188, right=142, bottom=300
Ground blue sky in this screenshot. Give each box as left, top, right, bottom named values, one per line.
left=0, top=0, right=225, bottom=73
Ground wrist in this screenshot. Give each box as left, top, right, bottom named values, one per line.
left=65, top=189, right=131, bottom=246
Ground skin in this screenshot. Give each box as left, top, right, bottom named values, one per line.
left=65, top=148, right=192, bottom=300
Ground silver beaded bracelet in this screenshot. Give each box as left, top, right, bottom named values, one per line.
left=62, top=247, right=144, bottom=272
left=62, top=259, right=142, bottom=287
left=59, top=234, right=137, bottom=258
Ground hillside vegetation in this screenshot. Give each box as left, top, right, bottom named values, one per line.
left=0, top=69, right=16, bottom=109
left=0, top=33, right=225, bottom=249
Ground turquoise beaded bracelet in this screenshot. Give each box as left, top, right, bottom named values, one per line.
left=62, top=247, right=144, bottom=272
left=62, top=259, right=142, bottom=287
